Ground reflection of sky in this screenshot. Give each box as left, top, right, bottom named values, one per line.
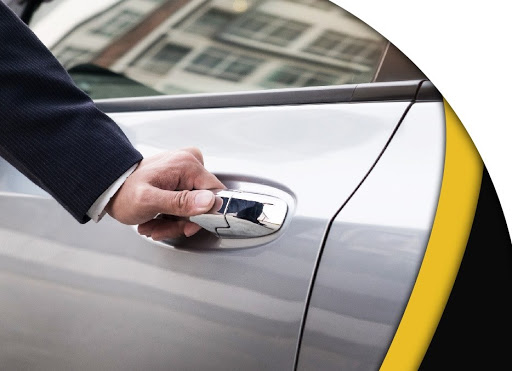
left=32, top=0, right=120, bottom=46
left=110, top=102, right=409, bottom=221
left=113, top=102, right=444, bottom=230
left=130, top=106, right=388, bottom=161
left=337, top=103, right=445, bottom=230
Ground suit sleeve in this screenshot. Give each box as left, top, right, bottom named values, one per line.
left=0, top=3, right=143, bottom=223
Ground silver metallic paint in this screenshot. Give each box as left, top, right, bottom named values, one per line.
left=297, top=102, right=445, bottom=370
left=0, top=102, right=409, bottom=369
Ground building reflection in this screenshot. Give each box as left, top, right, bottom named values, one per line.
left=49, top=0, right=387, bottom=97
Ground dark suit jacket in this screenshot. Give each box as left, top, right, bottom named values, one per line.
left=0, top=3, right=143, bottom=223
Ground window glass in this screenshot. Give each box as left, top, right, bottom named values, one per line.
left=134, top=40, right=191, bottom=75
left=224, top=11, right=310, bottom=46
left=92, top=9, right=142, bottom=37
left=55, top=46, right=92, bottom=68
left=304, top=30, right=384, bottom=67
left=185, top=8, right=235, bottom=36
left=265, top=66, right=339, bottom=88
left=32, top=0, right=388, bottom=99
left=185, top=47, right=263, bottom=82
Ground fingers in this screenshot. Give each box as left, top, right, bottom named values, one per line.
left=147, top=188, right=216, bottom=217
left=181, top=147, right=204, bottom=165
left=184, top=222, right=202, bottom=237
left=180, top=149, right=224, bottom=190
left=193, top=169, right=226, bottom=191
left=107, top=147, right=226, bottom=226
left=138, top=219, right=202, bottom=240
left=153, top=149, right=224, bottom=190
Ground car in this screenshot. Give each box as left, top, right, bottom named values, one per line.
left=0, top=0, right=445, bottom=369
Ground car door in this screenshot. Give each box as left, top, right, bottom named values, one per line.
left=296, top=98, right=445, bottom=370
left=0, top=85, right=416, bottom=370
left=0, top=0, right=430, bottom=369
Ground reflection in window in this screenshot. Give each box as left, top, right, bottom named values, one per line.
left=136, top=42, right=191, bottom=75
left=291, top=0, right=338, bottom=11
left=305, top=30, right=385, bottom=66
left=162, top=84, right=191, bottom=95
left=186, top=8, right=235, bottom=36
left=226, top=11, right=310, bottom=46
left=265, top=66, right=339, bottom=88
left=55, top=46, right=91, bottom=69
left=92, top=9, right=142, bottom=37
left=185, top=47, right=263, bottom=82
left=38, top=0, right=389, bottom=98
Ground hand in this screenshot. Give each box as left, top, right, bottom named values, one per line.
left=105, top=147, right=225, bottom=240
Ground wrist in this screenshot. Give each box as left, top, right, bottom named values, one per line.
left=87, top=162, right=140, bottom=222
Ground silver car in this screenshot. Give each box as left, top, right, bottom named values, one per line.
left=0, top=0, right=444, bottom=369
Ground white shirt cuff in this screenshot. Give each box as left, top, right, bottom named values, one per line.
left=87, top=163, right=139, bottom=223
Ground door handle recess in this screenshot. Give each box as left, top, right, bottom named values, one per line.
left=190, top=190, right=288, bottom=239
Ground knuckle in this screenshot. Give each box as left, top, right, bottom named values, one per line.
left=184, top=146, right=201, bottom=155
left=172, top=190, right=191, bottom=211
left=189, top=147, right=204, bottom=161
left=177, top=150, right=197, bottom=163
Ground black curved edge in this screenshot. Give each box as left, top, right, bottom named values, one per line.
left=374, top=42, right=427, bottom=83
left=416, top=81, right=443, bottom=102
left=95, top=79, right=441, bottom=113
left=420, top=167, right=512, bottom=369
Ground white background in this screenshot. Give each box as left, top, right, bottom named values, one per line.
left=333, top=0, right=512, bottom=237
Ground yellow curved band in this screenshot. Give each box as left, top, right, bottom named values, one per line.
left=379, top=100, right=483, bottom=370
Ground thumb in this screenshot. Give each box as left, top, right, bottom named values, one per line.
left=154, top=189, right=216, bottom=217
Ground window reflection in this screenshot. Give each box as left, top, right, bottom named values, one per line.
left=37, top=0, right=387, bottom=98
left=186, top=8, right=235, bottom=36
left=135, top=40, right=191, bottom=75
left=185, top=47, right=263, bottom=82
left=225, top=10, right=311, bottom=46
left=265, top=66, right=338, bottom=88
left=92, top=9, right=142, bottom=37
left=305, top=30, right=383, bottom=66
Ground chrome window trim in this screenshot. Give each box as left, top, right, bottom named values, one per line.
left=95, top=79, right=441, bottom=113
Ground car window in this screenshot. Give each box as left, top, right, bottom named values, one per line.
left=31, top=0, right=388, bottom=99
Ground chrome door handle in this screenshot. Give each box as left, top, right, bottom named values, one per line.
left=190, top=189, right=288, bottom=239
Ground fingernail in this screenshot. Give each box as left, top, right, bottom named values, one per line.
left=184, top=222, right=202, bottom=237
left=194, top=190, right=214, bottom=209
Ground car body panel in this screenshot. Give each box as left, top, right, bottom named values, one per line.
left=0, top=101, right=409, bottom=369
left=297, top=102, right=445, bottom=370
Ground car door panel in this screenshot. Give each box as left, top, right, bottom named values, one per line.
left=297, top=102, right=445, bottom=370
left=0, top=101, right=410, bottom=369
